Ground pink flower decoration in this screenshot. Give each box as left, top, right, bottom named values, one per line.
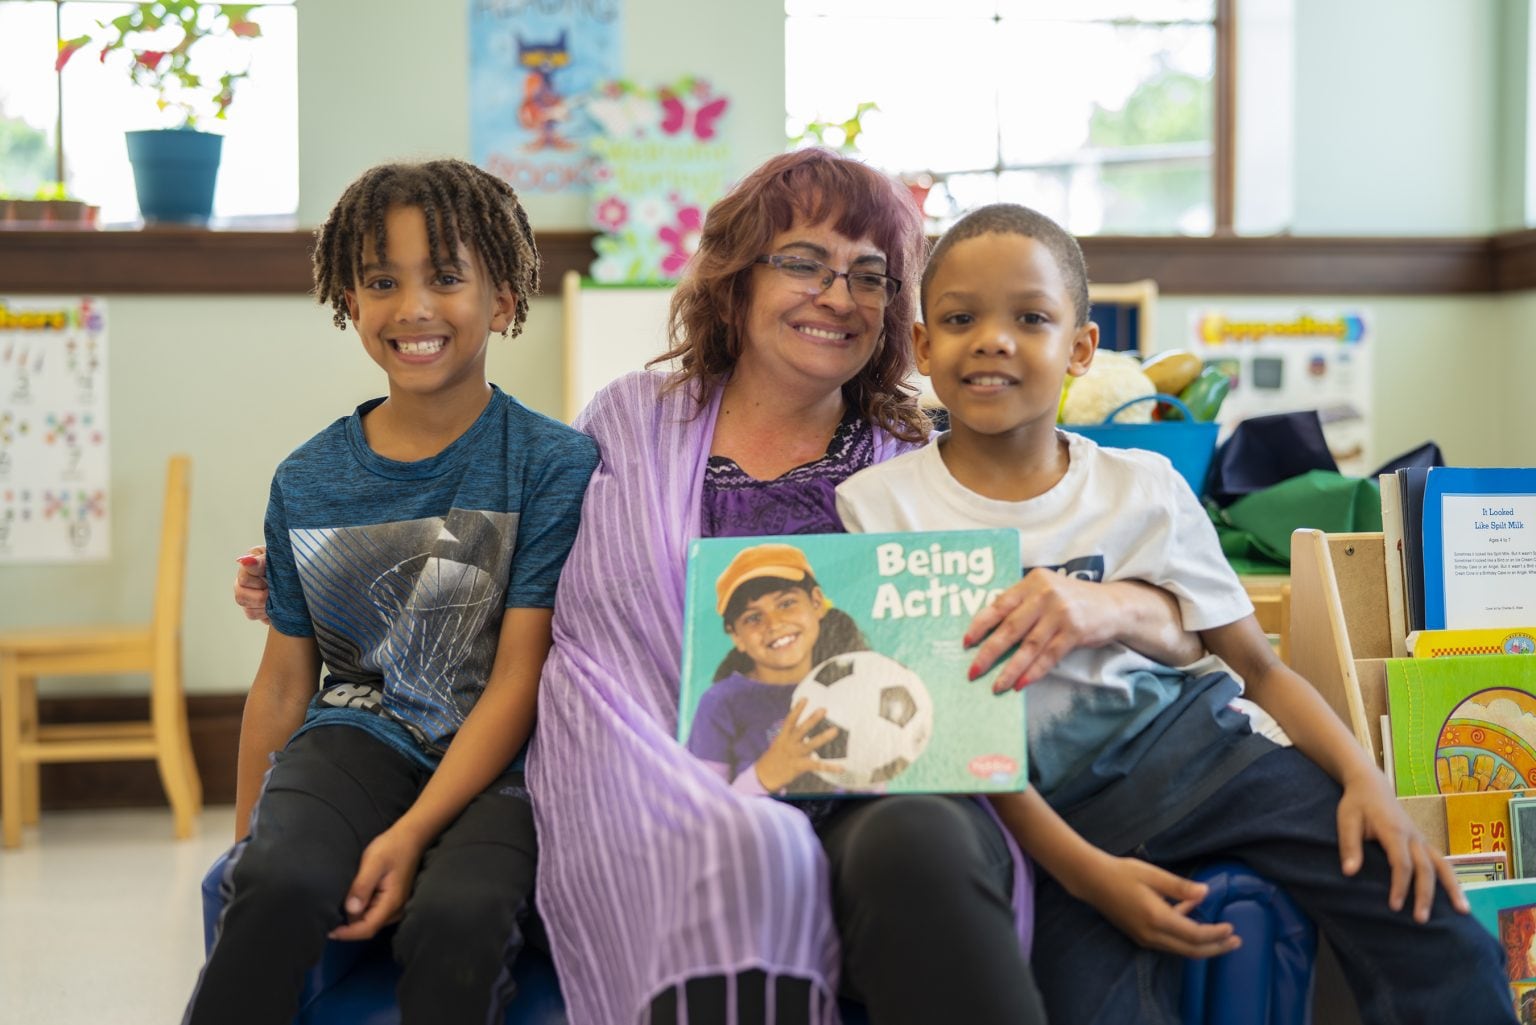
left=658, top=205, right=704, bottom=276
left=595, top=196, right=629, bottom=232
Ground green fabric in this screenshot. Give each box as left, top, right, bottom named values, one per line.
left=1211, top=470, right=1382, bottom=572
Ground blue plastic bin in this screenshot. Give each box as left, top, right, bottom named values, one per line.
left=1064, top=394, right=1219, bottom=497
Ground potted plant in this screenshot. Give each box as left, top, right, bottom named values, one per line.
left=56, top=2, right=264, bottom=225
left=0, top=182, right=101, bottom=228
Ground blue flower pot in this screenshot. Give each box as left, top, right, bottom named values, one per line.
left=125, top=128, right=223, bottom=225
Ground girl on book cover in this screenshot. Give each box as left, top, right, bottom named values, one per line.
left=687, top=542, right=869, bottom=793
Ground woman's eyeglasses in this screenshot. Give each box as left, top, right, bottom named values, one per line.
left=755, top=254, right=901, bottom=307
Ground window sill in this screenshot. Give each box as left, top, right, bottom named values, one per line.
left=2, top=226, right=1535, bottom=295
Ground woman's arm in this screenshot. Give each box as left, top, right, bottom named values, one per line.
left=234, top=629, right=321, bottom=839
left=330, top=607, right=551, bottom=941
left=1204, top=616, right=1468, bottom=923
left=967, top=569, right=1203, bottom=691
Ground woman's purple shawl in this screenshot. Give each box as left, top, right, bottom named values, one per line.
left=527, top=371, right=1032, bottom=1024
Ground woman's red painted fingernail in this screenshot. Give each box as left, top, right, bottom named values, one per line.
left=967, top=664, right=981, bottom=681
left=236, top=554, right=258, bottom=566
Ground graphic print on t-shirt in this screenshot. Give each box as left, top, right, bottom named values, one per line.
left=292, top=507, right=518, bottom=746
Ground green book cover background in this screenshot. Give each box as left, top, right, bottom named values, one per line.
left=679, top=530, right=1028, bottom=795
left=1387, top=655, right=1536, bottom=798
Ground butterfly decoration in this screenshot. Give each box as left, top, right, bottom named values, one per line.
left=659, top=89, right=729, bottom=141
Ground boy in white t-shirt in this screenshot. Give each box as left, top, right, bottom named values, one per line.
left=834, top=203, right=1513, bottom=1024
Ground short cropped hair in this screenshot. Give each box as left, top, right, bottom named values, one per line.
left=655, top=148, right=929, bottom=443
left=921, top=203, right=1090, bottom=328
left=312, top=159, right=540, bottom=335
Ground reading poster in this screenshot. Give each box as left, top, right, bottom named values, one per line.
left=1188, top=307, right=1373, bottom=476
left=469, top=0, right=623, bottom=195
left=0, top=296, right=109, bottom=563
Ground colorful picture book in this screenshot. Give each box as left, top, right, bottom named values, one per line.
left=1420, top=466, right=1536, bottom=630
left=678, top=530, right=1027, bottom=797
left=1445, top=789, right=1515, bottom=858
left=1412, top=627, right=1536, bottom=659
left=1385, top=655, right=1536, bottom=798
left=1466, top=878, right=1536, bottom=1011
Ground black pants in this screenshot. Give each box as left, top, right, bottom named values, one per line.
left=648, top=795, right=1044, bottom=1025
left=185, top=725, right=538, bottom=1025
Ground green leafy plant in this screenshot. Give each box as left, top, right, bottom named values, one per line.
left=55, top=2, right=264, bottom=129
left=789, top=102, right=879, bottom=153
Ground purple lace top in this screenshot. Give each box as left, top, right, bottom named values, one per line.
left=701, top=411, right=874, bottom=538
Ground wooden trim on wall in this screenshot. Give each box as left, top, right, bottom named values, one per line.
left=35, top=693, right=244, bottom=811
left=1214, top=0, right=1236, bottom=233
left=0, top=228, right=598, bottom=297
left=3, top=228, right=1535, bottom=296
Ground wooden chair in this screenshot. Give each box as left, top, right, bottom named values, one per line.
left=0, top=454, right=200, bottom=848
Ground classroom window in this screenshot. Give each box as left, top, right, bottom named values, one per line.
left=0, top=0, right=298, bottom=226
left=785, top=0, right=1227, bottom=236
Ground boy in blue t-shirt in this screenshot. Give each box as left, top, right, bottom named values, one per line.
left=835, top=203, right=1515, bottom=1024
left=186, top=159, right=597, bottom=1025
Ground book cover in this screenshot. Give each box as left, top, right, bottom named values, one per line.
left=1446, top=851, right=1509, bottom=885
left=1400, top=466, right=1430, bottom=634
left=1465, top=878, right=1536, bottom=1009
left=1445, top=790, right=1515, bottom=857
left=678, top=530, right=1026, bottom=796
left=1421, top=467, right=1536, bottom=630
left=1385, top=655, right=1536, bottom=798
left=1412, top=628, right=1536, bottom=659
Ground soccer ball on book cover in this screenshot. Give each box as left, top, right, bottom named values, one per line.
left=792, top=649, right=934, bottom=789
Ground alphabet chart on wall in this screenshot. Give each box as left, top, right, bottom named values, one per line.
left=0, top=296, right=109, bottom=563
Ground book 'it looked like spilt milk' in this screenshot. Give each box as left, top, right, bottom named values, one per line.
left=678, top=530, right=1027, bottom=797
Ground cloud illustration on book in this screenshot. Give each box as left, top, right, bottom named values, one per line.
left=792, top=650, right=934, bottom=788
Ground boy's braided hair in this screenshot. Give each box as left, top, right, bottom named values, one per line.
left=313, top=159, right=540, bottom=335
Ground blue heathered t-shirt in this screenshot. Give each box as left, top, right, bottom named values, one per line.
left=264, top=387, right=597, bottom=768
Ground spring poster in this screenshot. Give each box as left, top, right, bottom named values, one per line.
left=0, top=296, right=109, bottom=562
left=468, top=0, right=623, bottom=194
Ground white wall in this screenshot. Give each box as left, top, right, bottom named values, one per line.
left=1291, top=0, right=1501, bottom=234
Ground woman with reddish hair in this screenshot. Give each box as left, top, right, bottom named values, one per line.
left=235, top=149, right=1194, bottom=1024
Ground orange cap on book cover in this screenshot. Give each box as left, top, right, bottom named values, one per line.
left=714, top=543, right=815, bottom=615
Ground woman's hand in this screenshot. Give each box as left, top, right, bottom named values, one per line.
left=234, top=546, right=270, bottom=625
left=1336, top=766, right=1468, bottom=923
left=965, top=569, right=1116, bottom=691
left=753, top=698, right=845, bottom=792
left=1071, top=853, right=1242, bottom=959
left=329, top=824, right=426, bottom=942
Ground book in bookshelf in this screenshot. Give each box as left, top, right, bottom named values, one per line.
left=677, top=530, right=1027, bottom=797
left=1465, top=878, right=1536, bottom=1009
left=1420, top=466, right=1536, bottom=630
left=1385, top=655, right=1536, bottom=798
left=1411, top=627, right=1536, bottom=659
left=1445, top=789, right=1515, bottom=858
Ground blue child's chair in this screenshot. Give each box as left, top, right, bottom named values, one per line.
left=200, top=852, right=1314, bottom=1025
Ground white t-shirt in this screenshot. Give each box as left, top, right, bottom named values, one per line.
left=837, top=431, right=1266, bottom=826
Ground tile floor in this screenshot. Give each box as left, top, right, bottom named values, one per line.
left=0, top=805, right=235, bottom=1025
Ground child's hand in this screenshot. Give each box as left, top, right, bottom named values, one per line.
left=754, top=698, right=845, bottom=793
left=329, top=825, right=426, bottom=941
left=233, top=546, right=270, bottom=625
left=1336, top=768, right=1468, bottom=923
left=965, top=569, right=1115, bottom=691
left=1072, top=853, right=1242, bottom=959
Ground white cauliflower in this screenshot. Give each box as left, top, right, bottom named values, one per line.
left=1060, top=350, right=1156, bottom=425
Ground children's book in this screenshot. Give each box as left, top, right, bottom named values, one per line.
left=1466, top=879, right=1536, bottom=997
left=1398, top=465, right=1431, bottom=633
left=1411, top=627, right=1536, bottom=659
left=1446, top=850, right=1509, bottom=885
left=1421, top=467, right=1536, bottom=630
left=678, top=530, right=1026, bottom=797
left=1385, top=655, right=1536, bottom=798
left=1445, top=789, right=1515, bottom=857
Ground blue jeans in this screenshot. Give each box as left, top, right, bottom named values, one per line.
left=1032, top=747, right=1515, bottom=1025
